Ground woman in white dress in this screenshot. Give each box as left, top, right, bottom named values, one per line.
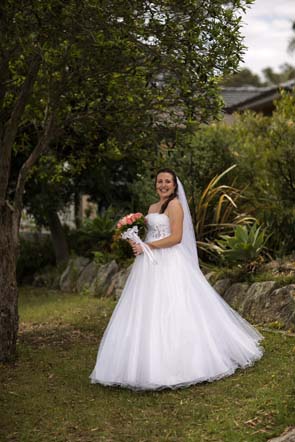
left=89, top=168, right=263, bottom=391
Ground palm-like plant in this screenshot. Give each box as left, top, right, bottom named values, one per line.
left=213, top=223, right=269, bottom=263
left=196, top=165, right=255, bottom=255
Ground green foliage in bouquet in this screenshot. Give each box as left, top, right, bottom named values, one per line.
left=111, top=213, right=147, bottom=263
left=111, top=238, right=134, bottom=263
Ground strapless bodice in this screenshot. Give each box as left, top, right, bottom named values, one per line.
left=145, top=213, right=171, bottom=241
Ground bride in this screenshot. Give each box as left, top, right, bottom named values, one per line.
left=89, top=168, right=263, bottom=391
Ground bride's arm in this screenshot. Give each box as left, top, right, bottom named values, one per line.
left=147, top=200, right=184, bottom=249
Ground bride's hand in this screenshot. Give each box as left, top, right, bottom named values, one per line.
left=129, top=240, right=143, bottom=256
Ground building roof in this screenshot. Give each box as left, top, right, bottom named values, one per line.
left=222, top=79, right=295, bottom=113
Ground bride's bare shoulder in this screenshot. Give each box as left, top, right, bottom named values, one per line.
left=166, top=198, right=183, bottom=217
left=168, top=198, right=182, bottom=210
left=148, top=202, right=160, bottom=214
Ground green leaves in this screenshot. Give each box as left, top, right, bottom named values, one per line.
left=195, top=165, right=254, bottom=241
left=214, top=223, right=269, bottom=263
left=2, top=0, right=254, bottom=143
left=2, top=0, right=255, bottom=238
left=228, top=89, right=295, bottom=254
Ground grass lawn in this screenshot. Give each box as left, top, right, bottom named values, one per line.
left=1, top=288, right=295, bottom=442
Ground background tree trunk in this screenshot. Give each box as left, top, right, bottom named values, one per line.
left=47, top=210, right=69, bottom=265
left=0, top=205, right=20, bottom=362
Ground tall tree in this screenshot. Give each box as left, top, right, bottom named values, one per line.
left=222, top=64, right=295, bottom=88
left=288, top=20, right=295, bottom=54
left=0, top=0, right=254, bottom=362
left=222, top=67, right=265, bottom=87
left=262, top=64, right=295, bottom=85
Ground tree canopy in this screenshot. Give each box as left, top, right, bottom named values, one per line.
left=2, top=0, right=256, bottom=231
left=0, top=0, right=256, bottom=362
left=222, top=67, right=264, bottom=87
left=2, top=0, right=255, bottom=206
left=222, top=64, right=295, bottom=87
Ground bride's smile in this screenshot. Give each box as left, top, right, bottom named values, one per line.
left=156, top=172, right=176, bottom=200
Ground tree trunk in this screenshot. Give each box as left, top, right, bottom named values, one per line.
left=0, top=204, right=19, bottom=362
left=47, top=210, right=69, bottom=265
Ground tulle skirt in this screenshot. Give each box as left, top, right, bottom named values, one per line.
left=89, top=244, right=263, bottom=391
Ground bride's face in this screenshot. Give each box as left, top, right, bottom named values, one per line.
left=156, top=172, right=176, bottom=199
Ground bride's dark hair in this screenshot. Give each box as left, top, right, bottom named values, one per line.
left=155, top=168, right=178, bottom=214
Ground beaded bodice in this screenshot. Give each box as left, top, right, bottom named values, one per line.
left=145, top=213, right=171, bottom=242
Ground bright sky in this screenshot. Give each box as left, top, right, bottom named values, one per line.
left=241, top=0, right=295, bottom=75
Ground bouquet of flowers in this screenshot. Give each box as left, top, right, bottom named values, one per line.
left=116, top=212, right=146, bottom=234
left=115, top=212, right=157, bottom=264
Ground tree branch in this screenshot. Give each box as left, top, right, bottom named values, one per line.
left=14, top=112, right=56, bottom=211
left=0, top=54, right=41, bottom=203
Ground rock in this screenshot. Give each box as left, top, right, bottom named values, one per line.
left=76, top=261, right=100, bottom=292
left=60, top=257, right=90, bottom=292
left=280, top=261, right=295, bottom=272
left=213, top=278, right=231, bottom=296
left=268, top=428, right=295, bottom=442
left=241, top=281, right=276, bottom=323
left=33, top=266, right=64, bottom=289
left=60, top=257, right=120, bottom=296
left=223, top=283, right=250, bottom=312
left=205, top=271, right=216, bottom=284
left=262, top=259, right=281, bottom=272
left=90, top=260, right=119, bottom=297
left=106, top=264, right=133, bottom=299
left=263, top=285, right=295, bottom=329
left=262, top=257, right=295, bottom=275
left=222, top=280, right=295, bottom=329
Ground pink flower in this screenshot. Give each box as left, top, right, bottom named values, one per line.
left=116, top=212, right=144, bottom=231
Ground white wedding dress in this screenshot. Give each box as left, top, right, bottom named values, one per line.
left=89, top=212, right=263, bottom=391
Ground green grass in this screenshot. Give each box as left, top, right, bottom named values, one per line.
left=1, top=288, right=295, bottom=442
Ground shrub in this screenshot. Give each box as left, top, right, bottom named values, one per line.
left=17, top=235, right=55, bottom=283
left=213, top=223, right=269, bottom=264
left=227, top=91, right=295, bottom=255
left=67, top=209, right=116, bottom=257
